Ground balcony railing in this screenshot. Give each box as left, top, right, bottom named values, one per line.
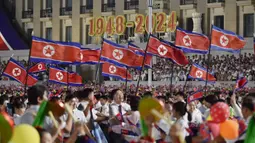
left=180, top=0, right=197, bottom=5
left=22, top=10, right=33, bottom=18
left=124, top=0, right=139, bottom=10
left=40, top=8, right=52, bottom=17
left=80, top=5, right=93, bottom=14
left=152, top=3, right=169, bottom=9
left=60, top=7, right=72, bottom=16
left=208, top=0, right=225, bottom=3
left=102, top=3, right=115, bottom=12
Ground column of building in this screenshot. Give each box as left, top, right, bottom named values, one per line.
left=52, top=0, right=60, bottom=41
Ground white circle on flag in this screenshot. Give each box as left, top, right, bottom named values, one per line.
left=56, top=72, right=63, bottom=81
left=38, top=64, right=42, bottom=70
left=157, top=45, right=168, bottom=56
left=80, top=53, right=83, bottom=60
left=183, top=35, right=192, bottom=46
left=112, top=49, right=124, bottom=60
left=220, top=35, right=229, bottom=47
left=12, top=68, right=21, bottom=77
left=43, top=45, right=55, bottom=57
left=109, top=65, right=117, bottom=74
left=195, top=70, right=203, bottom=78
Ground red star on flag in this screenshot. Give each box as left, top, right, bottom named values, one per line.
left=184, top=37, right=190, bottom=45
left=114, top=51, right=122, bottom=59
left=197, top=72, right=201, bottom=77
left=222, top=36, right=228, bottom=45
left=14, top=69, right=20, bottom=75
left=110, top=67, right=115, bottom=72
left=159, top=47, right=166, bottom=53
left=57, top=73, right=62, bottom=79
left=45, top=47, right=53, bottom=55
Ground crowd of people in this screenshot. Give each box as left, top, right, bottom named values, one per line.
left=130, top=53, right=255, bottom=81
left=0, top=83, right=255, bottom=143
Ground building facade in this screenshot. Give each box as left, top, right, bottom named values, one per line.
left=12, top=0, right=254, bottom=47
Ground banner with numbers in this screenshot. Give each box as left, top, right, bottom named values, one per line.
left=88, top=11, right=177, bottom=36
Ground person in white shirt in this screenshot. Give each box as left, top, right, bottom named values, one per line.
left=19, top=85, right=51, bottom=127
left=171, top=101, right=189, bottom=139
left=12, top=96, right=26, bottom=125
left=97, top=95, right=110, bottom=140
left=0, top=95, right=8, bottom=112
left=109, top=89, right=131, bottom=121
left=175, top=92, right=186, bottom=103
left=19, top=85, right=61, bottom=142
left=108, top=89, right=131, bottom=143
left=187, top=102, right=203, bottom=124
left=61, top=93, right=87, bottom=141
left=203, top=94, right=219, bottom=119
left=94, top=94, right=102, bottom=110
left=110, top=96, right=141, bottom=143
left=76, top=88, right=105, bottom=124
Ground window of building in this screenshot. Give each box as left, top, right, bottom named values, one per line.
left=214, top=15, right=224, bottom=29
left=108, top=0, right=115, bottom=4
left=27, top=0, right=33, bottom=10
left=46, top=28, right=52, bottom=40
left=86, top=25, right=92, bottom=44
left=127, top=27, right=134, bottom=38
left=86, top=0, right=93, bottom=6
left=46, top=0, right=52, bottom=8
left=186, top=17, right=193, bottom=31
left=66, top=0, right=72, bottom=7
left=27, top=28, right=33, bottom=36
left=66, top=26, right=72, bottom=42
left=243, top=13, right=254, bottom=37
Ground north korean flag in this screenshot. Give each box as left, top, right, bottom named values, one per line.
left=147, top=35, right=189, bottom=66
left=101, top=39, right=138, bottom=68
left=68, top=72, right=83, bottom=86
left=235, top=77, right=248, bottom=91
left=2, top=58, right=38, bottom=86
left=175, top=27, right=210, bottom=54
left=30, top=36, right=81, bottom=64
left=188, top=64, right=216, bottom=82
left=0, top=32, right=12, bottom=50
left=26, top=74, right=39, bottom=86
left=211, top=25, right=246, bottom=53
left=187, top=90, right=203, bottom=103
left=102, top=62, right=132, bottom=81
left=48, top=66, right=68, bottom=85
left=28, top=62, right=47, bottom=73
left=128, top=42, right=152, bottom=68
left=128, top=42, right=146, bottom=56
left=78, top=48, right=101, bottom=64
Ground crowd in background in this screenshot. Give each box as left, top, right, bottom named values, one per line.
left=130, top=53, right=255, bottom=81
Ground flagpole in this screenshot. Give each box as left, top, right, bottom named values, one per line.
left=24, top=36, right=33, bottom=94
left=183, top=64, right=192, bottom=92
left=147, top=0, right=153, bottom=87
left=204, top=24, right=213, bottom=96
left=125, top=67, right=128, bottom=95
left=238, top=49, right=242, bottom=79
left=135, top=34, right=150, bottom=96
left=135, top=0, right=153, bottom=96
left=47, top=64, right=49, bottom=87
left=170, top=63, right=174, bottom=96
left=67, top=65, right=70, bottom=89
left=94, top=39, right=103, bottom=89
